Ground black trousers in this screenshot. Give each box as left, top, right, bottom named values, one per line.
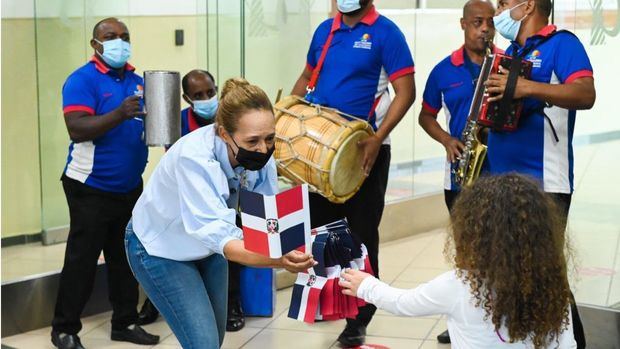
left=547, top=193, right=586, bottom=349
left=444, top=189, right=459, bottom=212
left=228, top=261, right=242, bottom=306
left=52, top=176, right=141, bottom=334
left=309, top=145, right=391, bottom=328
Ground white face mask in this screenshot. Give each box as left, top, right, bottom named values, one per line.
left=337, top=0, right=361, bottom=13
left=493, top=1, right=528, bottom=41
left=95, top=38, right=131, bottom=68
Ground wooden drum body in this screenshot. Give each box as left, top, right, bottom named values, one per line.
left=274, top=96, right=374, bottom=204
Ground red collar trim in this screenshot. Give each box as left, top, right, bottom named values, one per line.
left=331, top=5, right=379, bottom=32
left=535, top=24, right=557, bottom=38
left=450, top=45, right=502, bottom=66
left=187, top=108, right=201, bottom=132
left=89, top=55, right=136, bottom=74
left=360, top=6, right=380, bottom=25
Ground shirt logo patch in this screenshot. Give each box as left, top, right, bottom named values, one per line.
left=353, top=33, right=372, bottom=50
left=266, top=218, right=279, bottom=234
left=134, top=84, right=144, bottom=97
left=103, top=92, right=113, bottom=98
left=449, top=81, right=464, bottom=88
left=526, top=50, right=543, bottom=68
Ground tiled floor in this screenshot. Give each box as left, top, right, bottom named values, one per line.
left=2, top=231, right=454, bottom=349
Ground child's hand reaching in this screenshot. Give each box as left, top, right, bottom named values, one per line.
left=339, top=268, right=373, bottom=297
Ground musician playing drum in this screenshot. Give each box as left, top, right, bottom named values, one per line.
left=419, top=0, right=499, bottom=212
left=291, top=1, right=415, bottom=347
left=484, top=0, right=596, bottom=347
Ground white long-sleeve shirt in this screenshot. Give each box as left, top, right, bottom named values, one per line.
left=132, top=124, right=278, bottom=261
left=358, top=270, right=576, bottom=349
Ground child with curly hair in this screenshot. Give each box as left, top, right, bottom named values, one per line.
left=340, top=174, right=576, bottom=348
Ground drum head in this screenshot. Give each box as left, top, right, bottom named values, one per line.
left=329, top=130, right=369, bottom=198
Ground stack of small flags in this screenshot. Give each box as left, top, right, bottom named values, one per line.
left=288, top=219, right=373, bottom=323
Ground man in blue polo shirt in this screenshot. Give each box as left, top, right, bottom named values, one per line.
left=484, top=0, right=595, bottom=347
left=180, top=69, right=219, bottom=135
left=419, top=1, right=498, bottom=343
left=486, top=0, right=595, bottom=205
left=291, top=0, right=415, bottom=346
left=51, top=18, right=159, bottom=349
left=419, top=0, right=499, bottom=212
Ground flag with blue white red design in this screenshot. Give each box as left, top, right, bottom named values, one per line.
left=240, top=184, right=311, bottom=259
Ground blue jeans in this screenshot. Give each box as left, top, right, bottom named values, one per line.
left=125, top=221, right=228, bottom=349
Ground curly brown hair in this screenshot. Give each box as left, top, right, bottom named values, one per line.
left=446, top=174, right=572, bottom=348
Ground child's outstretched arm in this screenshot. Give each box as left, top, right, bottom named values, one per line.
left=340, top=268, right=458, bottom=317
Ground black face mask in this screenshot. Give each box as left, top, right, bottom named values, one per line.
left=229, top=136, right=274, bottom=171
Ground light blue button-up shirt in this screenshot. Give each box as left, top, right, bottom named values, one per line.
left=132, top=124, right=278, bottom=261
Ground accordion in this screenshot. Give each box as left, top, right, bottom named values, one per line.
left=477, top=53, right=533, bottom=132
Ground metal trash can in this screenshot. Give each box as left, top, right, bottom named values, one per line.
left=143, top=70, right=181, bottom=146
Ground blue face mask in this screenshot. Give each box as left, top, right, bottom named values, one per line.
left=95, top=38, right=131, bottom=68
left=337, top=0, right=361, bottom=13
left=493, top=2, right=528, bottom=41
left=191, top=95, right=218, bottom=121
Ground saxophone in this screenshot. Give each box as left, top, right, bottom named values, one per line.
left=453, top=40, right=494, bottom=187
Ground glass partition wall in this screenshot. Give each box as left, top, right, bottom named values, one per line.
left=2, top=0, right=618, bottom=311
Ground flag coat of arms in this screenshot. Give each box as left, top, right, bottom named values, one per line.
left=240, top=184, right=311, bottom=258
left=287, top=272, right=327, bottom=323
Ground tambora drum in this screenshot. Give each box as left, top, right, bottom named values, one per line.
left=273, top=96, right=374, bottom=204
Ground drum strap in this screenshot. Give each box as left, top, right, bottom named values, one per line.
left=307, top=17, right=338, bottom=92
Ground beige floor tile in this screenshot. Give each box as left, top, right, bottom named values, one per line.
left=245, top=308, right=286, bottom=329
left=159, top=325, right=261, bottom=348
left=267, top=310, right=346, bottom=334
left=329, top=336, right=424, bottom=348
left=419, top=339, right=451, bottom=349
left=152, top=344, right=182, bottom=349
left=241, top=328, right=337, bottom=349
left=1, top=333, right=55, bottom=349
left=221, top=327, right=261, bottom=349
left=366, top=316, right=438, bottom=340
left=1, top=258, right=61, bottom=280
left=80, top=337, right=151, bottom=348
left=162, top=333, right=181, bottom=345
left=427, top=318, right=448, bottom=338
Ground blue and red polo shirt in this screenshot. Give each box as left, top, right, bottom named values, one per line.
left=305, top=6, right=415, bottom=130
left=422, top=46, right=502, bottom=190
left=181, top=107, right=206, bottom=137
left=62, top=55, right=148, bottom=193
left=486, top=25, right=594, bottom=194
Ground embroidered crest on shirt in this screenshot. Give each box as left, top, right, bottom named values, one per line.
left=525, top=50, right=543, bottom=68
left=266, top=218, right=279, bottom=234
left=134, top=84, right=144, bottom=97
left=353, top=33, right=372, bottom=50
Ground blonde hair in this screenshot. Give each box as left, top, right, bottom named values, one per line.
left=215, top=77, right=273, bottom=133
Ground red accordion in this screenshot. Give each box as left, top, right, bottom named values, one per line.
left=477, top=53, right=533, bottom=132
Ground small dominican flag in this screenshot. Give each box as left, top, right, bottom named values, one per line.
left=240, top=184, right=311, bottom=258
left=288, top=272, right=328, bottom=323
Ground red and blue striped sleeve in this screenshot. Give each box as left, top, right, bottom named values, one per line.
left=421, top=66, right=442, bottom=115
left=554, top=33, right=593, bottom=84
left=62, top=73, right=96, bottom=115
left=381, top=26, right=415, bottom=82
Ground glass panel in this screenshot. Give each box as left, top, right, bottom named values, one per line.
left=35, top=0, right=90, bottom=231
left=554, top=0, right=620, bottom=309
left=1, top=0, right=43, bottom=240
